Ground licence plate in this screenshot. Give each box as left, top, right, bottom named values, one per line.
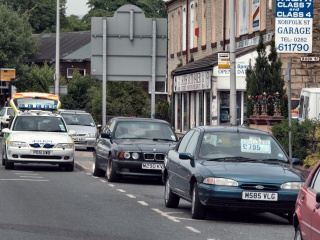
left=33, top=150, right=51, bottom=155
left=142, top=163, right=164, bottom=170
left=73, top=137, right=85, bottom=141
left=242, top=191, right=278, bottom=201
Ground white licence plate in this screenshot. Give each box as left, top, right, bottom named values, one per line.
left=73, top=138, right=85, bottom=141
left=142, top=163, right=164, bottom=170
left=242, top=191, right=278, bottom=201
left=33, top=150, right=51, bottom=155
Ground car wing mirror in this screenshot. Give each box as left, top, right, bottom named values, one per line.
left=101, top=132, right=111, bottom=139
left=316, top=192, right=320, bottom=204
left=68, top=130, right=76, bottom=135
left=179, top=152, right=195, bottom=167
left=291, top=158, right=301, bottom=165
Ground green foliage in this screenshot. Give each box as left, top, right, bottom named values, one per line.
left=271, top=119, right=320, bottom=167
left=155, top=97, right=171, bottom=122
left=303, top=153, right=320, bottom=169
left=0, top=4, right=37, bottom=69
left=0, top=0, right=68, bottom=34
left=246, top=36, right=287, bottom=117
left=12, top=63, right=55, bottom=92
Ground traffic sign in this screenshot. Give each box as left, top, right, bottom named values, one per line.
left=0, top=68, right=16, bottom=81
left=218, top=53, right=230, bottom=69
left=275, top=0, right=313, bottom=53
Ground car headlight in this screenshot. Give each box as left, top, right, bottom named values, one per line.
left=118, top=152, right=140, bottom=159
left=55, top=143, right=74, bottom=149
left=86, top=133, right=96, bottom=138
left=8, top=141, right=28, bottom=148
left=203, top=177, right=239, bottom=186
left=281, top=182, right=304, bottom=190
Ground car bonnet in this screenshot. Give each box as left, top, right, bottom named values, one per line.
left=9, top=132, right=72, bottom=144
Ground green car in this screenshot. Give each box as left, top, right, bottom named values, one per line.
left=163, top=126, right=305, bottom=223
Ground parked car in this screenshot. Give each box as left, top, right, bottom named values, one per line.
left=59, top=110, right=100, bottom=151
left=1, top=110, right=75, bottom=171
left=293, top=160, right=320, bottom=239
left=93, top=117, right=178, bottom=182
left=162, top=126, right=305, bottom=222
left=0, top=106, right=14, bottom=132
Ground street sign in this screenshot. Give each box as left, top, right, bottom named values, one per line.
left=275, top=0, right=313, bottom=53
left=0, top=68, right=16, bottom=81
left=300, top=56, right=320, bottom=62
left=218, top=53, right=230, bottom=69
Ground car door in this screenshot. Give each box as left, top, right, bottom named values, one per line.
left=310, top=166, right=320, bottom=240
left=167, top=130, right=194, bottom=194
left=178, top=130, right=200, bottom=199
left=96, top=126, right=112, bottom=170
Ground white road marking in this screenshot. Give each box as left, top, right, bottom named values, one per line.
left=86, top=173, right=92, bottom=175
left=108, top=184, right=115, bottom=187
left=185, top=226, right=201, bottom=233
left=152, top=208, right=180, bottom=222
left=92, top=176, right=99, bottom=179
left=126, top=194, right=136, bottom=198
left=100, top=179, right=107, bottom=183
left=19, top=176, right=43, bottom=178
left=138, top=201, right=149, bottom=206
left=0, top=179, right=49, bottom=181
left=117, top=189, right=126, bottom=193
left=14, top=171, right=34, bottom=173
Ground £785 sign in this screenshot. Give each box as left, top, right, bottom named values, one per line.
left=275, top=0, right=313, bottom=53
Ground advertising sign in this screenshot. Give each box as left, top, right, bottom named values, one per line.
left=239, top=0, right=249, bottom=35
left=275, top=0, right=313, bottom=53
left=218, top=53, right=230, bottom=69
left=0, top=68, right=16, bottom=81
left=252, top=0, right=260, bottom=32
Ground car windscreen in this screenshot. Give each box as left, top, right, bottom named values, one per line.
left=114, top=121, right=177, bottom=141
left=199, top=132, right=289, bottom=162
left=7, top=108, right=14, bottom=116
left=13, top=116, right=67, bottom=132
left=61, top=113, right=95, bottom=127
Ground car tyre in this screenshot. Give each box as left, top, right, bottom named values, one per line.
left=164, top=177, right=180, bottom=208
left=191, top=183, right=206, bottom=220
left=1, top=148, right=5, bottom=166
left=65, top=163, right=74, bottom=172
left=294, top=224, right=302, bottom=240
left=106, top=155, right=121, bottom=182
left=287, top=212, right=293, bottom=225
left=5, top=160, right=14, bottom=170
left=92, top=152, right=106, bottom=177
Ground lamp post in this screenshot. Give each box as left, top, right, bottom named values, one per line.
left=55, top=0, right=60, bottom=96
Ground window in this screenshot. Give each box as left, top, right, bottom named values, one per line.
left=310, top=166, right=320, bottom=192
left=67, top=68, right=86, bottom=78
left=178, top=130, right=195, bottom=153
left=185, top=131, right=200, bottom=155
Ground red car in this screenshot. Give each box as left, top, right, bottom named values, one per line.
left=293, top=161, right=320, bottom=240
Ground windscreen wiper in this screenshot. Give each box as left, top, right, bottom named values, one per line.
left=260, top=158, right=289, bottom=163
left=206, top=157, right=256, bottom=162
left=152, top=138, right=174, bottom=141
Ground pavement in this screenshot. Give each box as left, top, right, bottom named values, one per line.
left=74, top=149, right=94, bottom=174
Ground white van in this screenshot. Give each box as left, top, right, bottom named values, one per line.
left=298, top=88, right=320, bottom=121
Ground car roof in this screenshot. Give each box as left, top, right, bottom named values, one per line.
left=194, top=125, right=271, bottom=136
left=16, top=110, right=62, bottom=117
left=59, top=109, right=89, bottom=114
left=112, top=117, right=170, bottom=124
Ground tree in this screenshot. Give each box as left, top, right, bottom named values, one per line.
left=0, top=0, right=68, bottom=33
left=0, top=4, right=37, bottom=69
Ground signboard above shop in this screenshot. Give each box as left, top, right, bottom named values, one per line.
left=275, top=0, right=313, bottom=54
left=0, top=68, right=16, bottom=81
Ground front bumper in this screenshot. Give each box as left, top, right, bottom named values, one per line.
left=198, top=183, right=299, bottom=214
left=113, top=159, right=164, bottom=177
left=6, top=147, right=74, bottom=164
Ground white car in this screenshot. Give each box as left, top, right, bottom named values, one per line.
left=1, top=110, right=75, bottom=171
left=0, top=107, right=14, bottom=132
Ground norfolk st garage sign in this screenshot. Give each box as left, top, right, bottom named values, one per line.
left=275, top=0, right=313, bottom=53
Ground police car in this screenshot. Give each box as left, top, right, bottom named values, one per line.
left=1, top=110, right=75, bottom=171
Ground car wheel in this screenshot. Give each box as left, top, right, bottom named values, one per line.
left=1, top=148, right=5, bottom=166
left=5, top=160, right=14, bottom=170
left=287, top=213, right=293, bottom=224
left=294, top=224, right=303, bottom=240
left=0, top=123, right=3, bottom=136
left=164, top=177, right=180, bottom=208
left=106, top=155, right=121, bottom=182
left=64, top=163, right=74, bottom=172
left=92, top=152, right=106, bottom=177
left=191, top=183, right=206, bottom=220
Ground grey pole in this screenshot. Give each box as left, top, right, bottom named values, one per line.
left=151, top=19, right=157, bottom=118
left=55, top=0, right=60, bottom=96
left=102, top=18, right=107, bottom=127
left=287, top=61, right=292, bottom=159
left=229, top=0, right=237, bottom=126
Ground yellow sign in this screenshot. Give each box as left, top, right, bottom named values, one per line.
left=218, top=53, right=230, bottom=69
left=0, top=68, right=16, bottom=81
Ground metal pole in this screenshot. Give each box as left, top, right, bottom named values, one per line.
left=55, top=0, right=60, bottom=96
left=102, top=18, right=107, bottom=127
left=229, top=0, right=237, bottom=126
left=151, top=19, right=156, bottom=118
left=287, top=61, right=292, bottom=159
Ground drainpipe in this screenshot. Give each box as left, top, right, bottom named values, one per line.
left=223, top=0, right=226, bottom=50
left=186, top=0, right=189, bottom=64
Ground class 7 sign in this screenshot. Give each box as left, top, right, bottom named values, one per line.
left=275, top=0, right=313, bottom=53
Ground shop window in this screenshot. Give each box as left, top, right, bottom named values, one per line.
left=67, top=68, right=86, bottom=78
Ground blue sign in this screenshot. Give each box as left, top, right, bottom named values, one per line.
left=276, top=0, right=313, bottom=18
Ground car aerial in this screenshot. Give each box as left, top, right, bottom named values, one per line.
left=293, top=159, right=320, bottom=240
left=93, top=117, right=178, bottom=182
left=1, top=110, right=75, bottom=171
left=0, top=106, right=14, bottom=132
left=162, top=126, right=305, bottom=222
left=59, top=110, right=100, bottom=151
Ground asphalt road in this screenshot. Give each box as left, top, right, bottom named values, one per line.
left=0, top=148, right=296, bottom=240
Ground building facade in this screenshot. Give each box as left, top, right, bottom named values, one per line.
left=166, top=0, right=320, bottom=134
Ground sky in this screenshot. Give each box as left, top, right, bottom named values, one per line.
left=65, top=0, right=90, bottom=17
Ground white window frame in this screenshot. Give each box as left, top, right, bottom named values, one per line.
left=67, top=68, right=86, bottom=78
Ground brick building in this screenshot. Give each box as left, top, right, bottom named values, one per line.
left=165, top=0, right=320, bottom=133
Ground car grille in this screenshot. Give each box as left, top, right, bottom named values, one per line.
left=144, top=153, right=165, bottom=161
left=240, top=184, right=279, bottom=191
left=75, top=134, right=86, bottom=137
left=20, top=155, right=62, bottom=160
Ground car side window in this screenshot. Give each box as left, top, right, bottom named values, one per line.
left=177, top=130, right=195, bottom=153
left=185, top=131, right=200, bottom=155
left=0, top=109, right=4, bottom=116
left=310, top=166, right=320, bottom=192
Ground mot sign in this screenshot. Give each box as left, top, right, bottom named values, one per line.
left=275, top=0, right=313, bottom=53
